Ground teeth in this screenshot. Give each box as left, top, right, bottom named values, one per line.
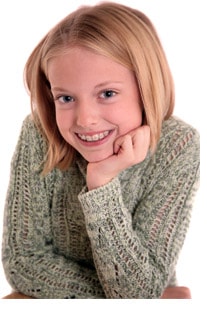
left=78, top=131, right=110, bottom=142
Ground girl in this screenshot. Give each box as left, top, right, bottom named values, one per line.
left=2, top=2, right=199, bottom=298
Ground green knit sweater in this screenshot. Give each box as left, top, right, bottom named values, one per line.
left=2, top=115, right=199, bottom=298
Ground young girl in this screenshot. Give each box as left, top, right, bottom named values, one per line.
left=2, top=2, right=199, bottom=299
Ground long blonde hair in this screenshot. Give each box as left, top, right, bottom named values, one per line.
left=25, top=2, right=174, bottom=174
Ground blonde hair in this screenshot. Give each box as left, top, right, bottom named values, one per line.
left=25, top=2, right=174, bottom=174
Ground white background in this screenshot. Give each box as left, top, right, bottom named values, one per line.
left=0, top=0, right=206, bottom=304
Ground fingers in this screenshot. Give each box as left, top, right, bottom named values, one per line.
left=86, top=125, right=150, bottom=190
left=113, top=134, right=133, bottom=155
left=131, top=125, right=150, bottom=162
left=114, top=125, right=150, bottom=164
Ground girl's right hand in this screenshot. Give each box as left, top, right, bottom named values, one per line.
left=86, top=125, right=150, bottom=190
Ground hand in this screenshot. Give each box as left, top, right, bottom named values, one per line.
left=2, top=291, right=34, bottom=299
left=86, top=125, right=150, bottom=190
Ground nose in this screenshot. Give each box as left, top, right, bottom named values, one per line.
left=76, top=99, right=98, bottom=128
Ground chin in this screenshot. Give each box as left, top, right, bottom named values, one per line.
left=81, top=150, right=113, bottom=163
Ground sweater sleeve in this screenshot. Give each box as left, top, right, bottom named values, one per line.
left=78, top=122, right=200, bottom=298
left=1, top=116, right=105, bottom=299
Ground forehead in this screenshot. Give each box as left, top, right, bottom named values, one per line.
left=47, top=47, right=133, bottom=82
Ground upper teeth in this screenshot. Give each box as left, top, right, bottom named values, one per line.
left=77, top=131, right=110, bottom=142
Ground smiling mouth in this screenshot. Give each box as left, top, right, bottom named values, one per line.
left=76, top=130, right=111, bottom=142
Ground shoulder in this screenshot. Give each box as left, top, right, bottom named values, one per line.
left=146, top=116, right=200, bottom=191
left=157, top=116, right=200, bottom=160
left=20, top=114, right=45, bottom=142
left=161, top=116, right=199, bottom=140
left=13, top=114, right=48, bottom=171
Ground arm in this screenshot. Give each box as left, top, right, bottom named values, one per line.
left=1, top=116, right=105, bottom=299
left=78, top=122, right=200, bottom=298
left=2, top=286, right=192, bottom=299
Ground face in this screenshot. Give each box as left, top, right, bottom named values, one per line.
left=48, top=47, right=143, bottom=163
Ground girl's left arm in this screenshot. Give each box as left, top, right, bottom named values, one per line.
left=78, top=126, right=200, bottom=298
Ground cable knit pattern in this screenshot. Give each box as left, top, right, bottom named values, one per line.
left=2, top=115, right=199, bottom=298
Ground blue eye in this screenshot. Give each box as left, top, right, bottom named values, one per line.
left=58, top=95, right=74, bottom=103
left=100, top=90, right=116, bottom=99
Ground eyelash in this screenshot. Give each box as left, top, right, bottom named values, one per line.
left=54, top=90, right=117, bottom=104
left=55, top=95, right=74, bottom=103
left=99, top=90, right=117, bottom=99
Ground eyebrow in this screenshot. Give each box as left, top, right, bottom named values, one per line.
left=51, top=81, right=123, bottom=93
left=94, top=81, right=123, bottom=89
left=51, top=87, right=69, bottom=93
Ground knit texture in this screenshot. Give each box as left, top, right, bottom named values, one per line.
left=2, top=115, right=199, bottom=298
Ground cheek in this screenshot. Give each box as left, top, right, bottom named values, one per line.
left=55, top=113, right=75, bottom=145
left=115, top=105, right=143, bottom=134
left=55, top=112, right=71, bottom=132
left=55, top=114, right=74, bottom=145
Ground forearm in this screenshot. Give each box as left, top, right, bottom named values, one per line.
left=2, top=206, right=105, bottom=299
left=2, top=244, right=105, bottom=299
left=79, top=178, right=164, bottom=298
left=79, top=174, right=196, bottom=299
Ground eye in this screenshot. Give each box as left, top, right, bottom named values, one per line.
left=100, top=90, right=117, bottom=99
left=56, top=95, right=75, bottom=103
